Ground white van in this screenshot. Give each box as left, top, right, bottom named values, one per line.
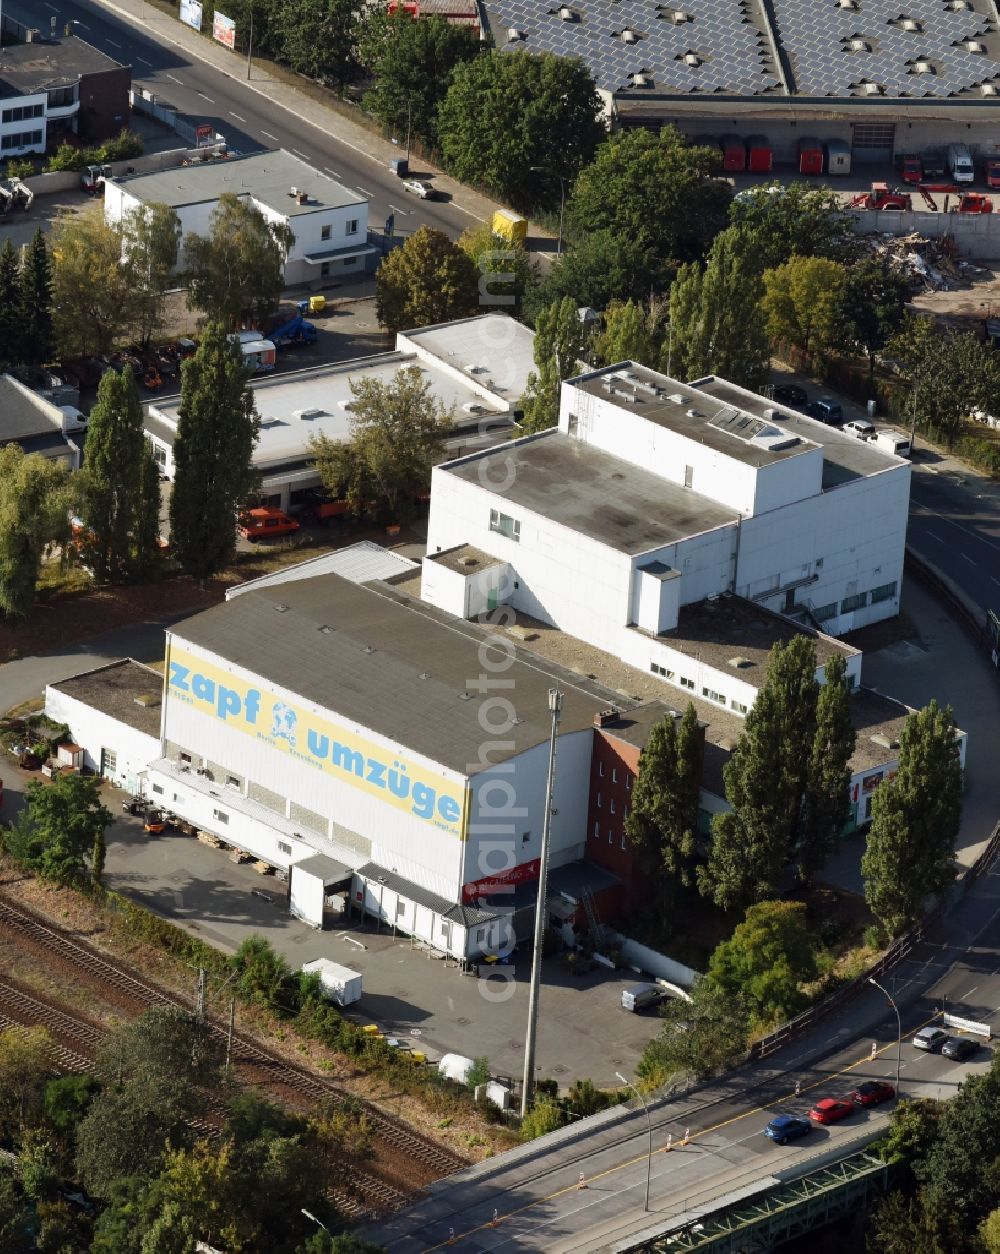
left=947, top=143, right=975, bottom=184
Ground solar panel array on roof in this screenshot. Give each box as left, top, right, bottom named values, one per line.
left=491, top=0, right=781, bottom=94
left=771, top=0, right=1000, bottom=98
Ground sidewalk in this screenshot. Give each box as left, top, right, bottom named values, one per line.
left=91, top=0, right=540, bottom=241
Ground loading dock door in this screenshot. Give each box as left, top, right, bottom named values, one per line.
left=851, top=122, right=896, bottom=163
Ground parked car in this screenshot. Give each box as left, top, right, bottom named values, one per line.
left=764, top=1114, right=811, bottom=1145
left=403, top=180, right=437, bottom=199
left=850, top=1080, right=895, bottom=1107
left=941, top=1035, right=980, bottom=1061
left=772, top=383, right=808, bottom=407
left=808, top=1097, right=854, bottom=1124
left=913, top=1027, right=949, bottom=1053
left=237, top=508, right=301, bottom=541
left=806, top=398, right=843, bottom=425
left=843, top=419, right=876, bottom=440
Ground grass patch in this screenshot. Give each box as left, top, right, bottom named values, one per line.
left=36, top=562, right=94, bottom=599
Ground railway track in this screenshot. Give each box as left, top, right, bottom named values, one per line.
left=0, top=892, right=465, bottom=1211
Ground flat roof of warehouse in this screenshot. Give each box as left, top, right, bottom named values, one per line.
left=398, top=314, right=536, bottom=409
left=113, top=149, right=363, bottom=214
left=50, top=659, right=163, bottom=738
left=0, top=35, right=122, bottom=96
left=443, top=430, right=740, bottom=554
left=169, top=575, right=644, bottom=773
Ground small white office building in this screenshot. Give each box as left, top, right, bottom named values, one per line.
left=103, top=149, right=375, bottom=285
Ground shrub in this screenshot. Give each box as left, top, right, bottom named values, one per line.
left=46, top=142, right=88, bottom=173
left=98, top=130, right=144, bottom=162
left=520, top=1097, right=566, bottom=1141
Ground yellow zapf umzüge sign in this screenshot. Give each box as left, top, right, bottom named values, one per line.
left=165, top=643, right=466, bottom=837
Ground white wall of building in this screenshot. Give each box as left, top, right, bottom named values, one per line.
left=44, top=685, right=159, bottom=793
left=355, top=877, right=468, bottom=958
left=0, top=93, right=47, bottom=156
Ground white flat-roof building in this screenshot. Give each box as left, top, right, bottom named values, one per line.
left=423, top=362, right=911, bottom=716
left=144, top=315, right=535, bottom=512
left=103, top=149, right=375, bottom=285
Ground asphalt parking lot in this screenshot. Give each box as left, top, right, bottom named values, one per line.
left=102, top=817, right=668, bottom=1088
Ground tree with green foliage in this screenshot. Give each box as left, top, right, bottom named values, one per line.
left=0, top=237, right=21, bottom=370
left=626, top=705, right=702, bottom=895
left=465, top=1057, right=490, bottom=1091
left=838, top=256, right=910, bottom=377
left=862, top=700, right=962, bottom=937
left=520, top=1096, right=565, bottom=1141
left=310, top=366, right=451, bottom=522
left=728, top=182, right=859, bottom=271
left=761, top=255, right=847, bottom=358
left=707, top=900, right=817, bottom=1027
left=50, top=206, right=131, bottom=359
left=19, top=228, right=54, bottom=371
left=535, top=229, right=652, bottom=312
left=362, top=10, right=478, bottom=149
left=0, top=1173, right=33, bottom=1254
left=376, top=225, right=478, bottom=334
left=566, top=126, right=731, bottom=283
left=458, top=224, right=536, bottom=316
left=81, top=366, right=157, bottom=582
left=638, top=979, right=749, bottom=1086
left=798, top=654, right=855, bottom=881
left=0, top=445, right=74, bottom=620
left=185, top=193, right=294, bottom=328
left=121, top=203, right=181, bottom=349
left=0, top=1026, right=54, bottom=1140
left=231, top=935, right=292, bottom=1011
left=438, top=52, right=603, bottom=211
left=276, top=0, right=362, bottom=91
left=701, top=636, right=820, bottom=911
left=43, top=1074, right=100, bottom=1138
left=667, top=227, right=769, bottom=388
left=521, top=295, right=587, bottom=433
left=169, top=324, right=260, bottom=582
left=17, top=773, right=112, bottom=886
left=595, top=298, right=657, bottom=367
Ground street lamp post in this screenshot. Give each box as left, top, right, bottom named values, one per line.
left=616, top=1072, right=652, bottom=1212
left=869, top=976, right=902, bottom=1099
left=246, top=7, right=254, bottom=80
left=520, top=688, right=563, bottom=1119
left=529, top=167, right=567, bottom=255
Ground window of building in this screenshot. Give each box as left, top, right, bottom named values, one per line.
left=522, top=830, right=530, bottom=844
left=489, top=508, right=520, bottom=541
left=599, top=761, right=604, bottom=777
left=841, top=591, right=869, bottom=614
left=278, top=840, right=292, bottom=856
left=622, top=831, right=628, bottom=850
left=608, top=828, right=613, bottom=843
left=346, top=218, right=359, bottom=235
left=101, top=748, right=118, bottom=776
left=321, top=224, right=331, bottom=241
left=47, top=86, right=75, bottom=108
left=320, top=262, right=330, bottom=277
left=610, top=798, right=616, bottom=814
left=173, top=793, right=182, bottom=803
left=611, top=768, right=617, bottom=783
left=212, top=809, right=229, bottom=825
left=180, top=752, right=192, bottom=764
left=151, top=443, right=167, bottom=468
left=397, top=899, right=406, bottom=917
left=1, top=130, right=42, bottom=150
left=702, top=686, right=725, bottom=704
left=813, top=602, right=837, bottom=622
left=730, top=699, right=748, bottom=714
left=152, top=782, right=164, bottom=795
left=680, top=676, right=695, bottom=690
left=2, top=103, right=44, bottom=123
left=567, top=413, right=579, bottom=435
left=597, top=792, right=602, bottom=809
left=226, top=775, right=242, bottom=790
left=593, top=821, right=599, bottom=839
left=871, top=581, right=898, bottom=604
left=441, top=920, right=453, bottom=946
left=649, top=662, right=675, bottom=680
left=626, top=776, right=632, bottom=792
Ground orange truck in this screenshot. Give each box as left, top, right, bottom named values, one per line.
left=237, top=507, right=300, bottom=541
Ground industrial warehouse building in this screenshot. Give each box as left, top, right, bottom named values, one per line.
left=143, top=314, right=537, bottom=511
left=103, top=150, right=375, bottom=286
left=423, top=363, right=911, bottom=713
left=484, top=0, right=1000, bottom=159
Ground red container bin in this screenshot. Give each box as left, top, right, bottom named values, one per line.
left=720, top=134, right=746, bottom=172
left=798, top=138, right=823, bottom=175
left=746, top=135, right=773, bottom=173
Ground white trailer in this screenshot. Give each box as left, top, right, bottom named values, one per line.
left=301, top=958, right=362, bottom=1006
left=874, top=429, right=911, bottom=458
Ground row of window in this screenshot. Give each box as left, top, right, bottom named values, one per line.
left=650, top=660, right=747, bottom=713
left=593, top=821, right=628, bottom=850
left=319, top=219, right=359, bottom=240
left=1, top=130, right=42, bottom=151
left=2, top=103, right=44, bottom=124
left=595, top=794, right=629, bottom=818
left=843, top=582, right=898, bottom=614
left=596, top=761, right=632, bottom=789
left=489, top=508, right=520, bottom=541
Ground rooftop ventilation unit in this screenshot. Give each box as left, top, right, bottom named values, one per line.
left=670, top=9, right=690, bottom=22
left=134, top=693, right=161, bottom=708
left=727, top=655, right=753, bottom=669
left=862, top=80, right=884, bottom=94
left=870, top=732, right=899, bottom=750
left=558, top=6, right=575, bottom=19
left=967, top=39, right=986, bottom=53
left=465, top=363, right=487, bottom=373
left=621, top=27, right=637, bottom=42
left=849, top=38, right=870, bottom=51
left=982, top=82, right=998, bottom=95
left=632, top=71, right=651, bottom=86
left=593, top=707, right=621, bottom=728
left=683, top=51, right=701, bottom=66
left=914, top=60, right=933, bottom=73
left=668, top=392, right=685, bottom=403
left=288, top=186, right=298, bottom=196
left=337, top=400, right=353, bottom=411
left=837, top=0, right=858, bottom=8
left=462, top=402, right=487, bottom=414
left=901, top=17, right=922, bottom=31
left=293, top=407, right=325, bottom=420
left=506, top=25, right=523, bottom=39
left=274, top=603, right=289, bottom=613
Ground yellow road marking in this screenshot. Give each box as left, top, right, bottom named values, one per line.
left=423, top=1014, right=940, bottom=1252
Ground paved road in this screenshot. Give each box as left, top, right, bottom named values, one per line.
left=9, top=0, right=491, bottom=243
left=364, top=854, right=1000, bottom=1252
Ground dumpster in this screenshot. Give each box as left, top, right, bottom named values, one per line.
left=824, top=139, right=851, bottom=175
left=721, top=134, right=746, bottom=172
left=389, top=157, right=409, bottom=177
left=798, top=138, right=824, bottom=175
left=746, top=135, right=773, bottom=173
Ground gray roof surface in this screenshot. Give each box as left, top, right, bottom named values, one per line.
left=577, top=365, right=818, bottom=469
left=0, top=376, right=59, bottom=441
left=0, top=35, right=122, bottom=96
left=596, top=700, right=698, bottom=752
left=694, top=378, right=901, bottom=486
left=642, top=592, right=857, bottom=673
left=115, top=150, right=364, bottom=216
left=444, top=431, right=739, bottom=554
left=51, top=659, right=163, bottom=738
left=170, top=574, right=636, bottom=774
left=427, top=544, right=505, bottom=575
left=356, top=862, right=499, bottom=926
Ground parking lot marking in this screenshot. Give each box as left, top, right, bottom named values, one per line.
left=166, top=73, right=184, bottom=86
left=925, top=530, right=944, bottom=543
left=960, top=552, right=976, bottom=564
left=389, top=204, right=409, bottom=216
left=292, top=148, right=309, bottom=160
left=105, top=38, right=122, bottom=48
left=324, top=167, right=342, bottom=179
left=136, top=56, right=152, bottom=66
left=357, top=186, right=374, bottom=198
left=966, top=986, right=979, bottom=996
left=230, top=111, right=246, bottom=122
left=261, top=130, right=279, bottom=142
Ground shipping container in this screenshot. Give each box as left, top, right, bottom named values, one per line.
left=720, top=134, right=746, bottom=172
left=824, top=139, right=852, bottom=175
left=301, top=958, right=363, bottom=1006
left=798, top=138, right=824, bottom=175
left=746, top=135, right=773, bottom=173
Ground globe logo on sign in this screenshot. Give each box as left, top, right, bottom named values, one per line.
left=271, top=702, right=297, bottom=748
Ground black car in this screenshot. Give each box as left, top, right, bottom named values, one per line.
left=942, top=1036, right=980, bottom=1061
left=773, top=383, right=808, bottom=408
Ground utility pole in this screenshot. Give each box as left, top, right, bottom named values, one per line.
left=405, top=98, right=412, bottom=163
left=246, top=7, right=254, bottom=80
left=520, top=688, right=563, bottom=1119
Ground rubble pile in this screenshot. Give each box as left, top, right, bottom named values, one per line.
left=861, top=231, right=983, bottom=291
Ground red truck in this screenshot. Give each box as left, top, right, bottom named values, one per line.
left=985, top=154, right=1000, bottom=188
left=899, top=153, right=923, bottom=184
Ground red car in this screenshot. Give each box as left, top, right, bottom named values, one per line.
left=808, top=1097, right=854, bottom=1125
left=850, top=1081, right=895, bottom=1108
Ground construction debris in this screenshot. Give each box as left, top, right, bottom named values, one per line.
left=862, top=231, right=969, bottom=292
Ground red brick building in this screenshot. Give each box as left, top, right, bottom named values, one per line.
left=585, top=703, right=706, bottom=918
